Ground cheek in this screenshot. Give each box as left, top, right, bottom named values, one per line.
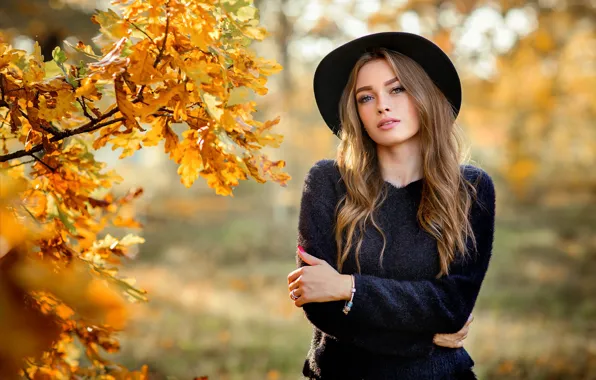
left=357, top=105, right=376, bottom=130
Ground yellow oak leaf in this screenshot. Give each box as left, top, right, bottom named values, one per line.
left=91, top=8, right=131, bottom=40
left=242, top=26, right=268, bottom=40
left=38, top=91, right=77, bottom=122
left=164, top=121, right=180, bottom=160
left=142, top=117, right=166, bottom=147
left=22, top=42, right=45, bottom=84
left=88, top=37, right=130, bottom=80
left=255, top=57, right=282, bottom=76
left=114, top=76, right=142, bottom=131
left=177, top=130, right=204, bottom=188
left=109, top=129, right=143, bottom=159
left=201, top=92, right=223, bottom=121
left=75, top=78, right=102, bottom=101
left=126, top=42, right=163, bottom=85
left=136, top=85, right=181, bottom=121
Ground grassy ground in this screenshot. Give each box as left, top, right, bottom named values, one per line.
left=108, top=206, right=596, bottom=380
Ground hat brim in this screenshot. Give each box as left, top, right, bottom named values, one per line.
left=313, top=32, right=462, bottom=136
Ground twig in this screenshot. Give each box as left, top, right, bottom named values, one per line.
left=154, top=1, right=171, bottom=69
left=22, top=369, right=33, bottom=380
left=0, top=159, right=35, bottom=169
left=0, top=73, right=5, bottom=101
left=136, top=2, right=171, bottom=100
left=21, top=204, right=43, bottom=226
left=130, top=22, right=155, bottom=45
left=77, top=97, right=95, bottom=121
left=29, top=153, right=56, bottom=172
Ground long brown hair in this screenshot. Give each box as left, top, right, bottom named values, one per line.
left=334, top=48, right=476, bottom=278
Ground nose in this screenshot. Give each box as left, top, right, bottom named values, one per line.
left=377, top=106, right=390, bottom=114
left=377, top=95, right=390, bottom=114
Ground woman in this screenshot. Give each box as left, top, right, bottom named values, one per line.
left=286, top=32, right=495, bottom=379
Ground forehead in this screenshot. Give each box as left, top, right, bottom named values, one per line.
left=355, top=59, right=398, bottom=86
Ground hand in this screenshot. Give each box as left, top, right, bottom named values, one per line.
left=287, top=246, right=352, bottom=307
left=433, top=314, right=474, bottom=348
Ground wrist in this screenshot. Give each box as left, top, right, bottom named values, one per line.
left=338, top=274, right=353, bottom=301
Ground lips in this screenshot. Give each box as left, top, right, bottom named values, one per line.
left=377, top=118, right=401, bottom=129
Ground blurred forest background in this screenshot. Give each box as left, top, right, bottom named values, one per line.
left=1, top=0, right=594, bottom=379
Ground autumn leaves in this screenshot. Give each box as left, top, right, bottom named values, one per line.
left=0, top=0, right=286, bottom=377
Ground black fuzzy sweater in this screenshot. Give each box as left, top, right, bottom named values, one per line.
left=296, top=159, right=496, bottom=380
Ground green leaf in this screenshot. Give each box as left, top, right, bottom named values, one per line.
left=77, top=60, right=88, bottom=77
left=222, top=0, right=252, bottom=14
left=55, top=203, right=76, bottom=234
left=44, top=61, right=62, bottom=78
left=52, top=47, right=67, bottom=65
left=236, top=6, right=256, bottom=22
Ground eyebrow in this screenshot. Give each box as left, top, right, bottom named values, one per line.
left=355, top=77, right=400, bottom=95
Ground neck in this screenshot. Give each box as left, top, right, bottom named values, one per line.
left=376, top=134, right=423, bottom=188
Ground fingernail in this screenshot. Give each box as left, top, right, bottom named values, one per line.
left=297, top=245, right=305, bottom=254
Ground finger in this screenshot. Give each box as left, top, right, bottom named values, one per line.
left=289, top=287, right=302, bottom=301
left=465, top=314, right=474, bottom=326
left=454, top=326, right=469, bottom=339
left=287, top=267, right=303, bottom=284
left=297, top=246, right=325, bottom=266
left=288, top=277, right=302, bottom=292
left=294, top=294, right=308, bottom=307
left=433, top=337, right=459, bottom=349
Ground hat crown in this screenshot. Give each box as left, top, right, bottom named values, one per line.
left=313, top=32, right=462, bottom=136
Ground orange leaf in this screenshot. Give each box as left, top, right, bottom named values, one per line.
left=114, top=76, right=142, bottom=131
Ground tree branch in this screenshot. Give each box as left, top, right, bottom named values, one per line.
left=77, top=97, right=95, bottom=122
left=136, top=1, right=171, bottom=100
left=29, top=153, right=56, bottom=172
left=38, top=123, right=62, bottom=136
left=0, top=159, right=35, bottom=169
left=0, top=108, right=123, bottom=162
left=154, top=1, right=171, bottom=69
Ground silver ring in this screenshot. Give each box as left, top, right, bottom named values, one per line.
left=290, top=289, right=299, bottom=300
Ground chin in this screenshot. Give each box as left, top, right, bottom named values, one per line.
left=369, top=129, right=418, bottom=147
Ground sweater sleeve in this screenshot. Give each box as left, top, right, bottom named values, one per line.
left=346, top=168, right=496, bottom=334
left=296, top=161, right=436, bottom=356
left=296, top=160, right=356, bottom=337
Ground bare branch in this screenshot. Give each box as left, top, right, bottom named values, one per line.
left=130, top=22, right=155, bottom=45
left=77, top=97, right=95, bottom=121
left=29, top=153, right=57, bottom=172
left=0, top=159, right=35, bottom=169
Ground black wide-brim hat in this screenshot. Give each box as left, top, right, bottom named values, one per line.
left=313, top=32, right=462, bottom=136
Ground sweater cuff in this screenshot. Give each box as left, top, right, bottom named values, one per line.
left=348, top=274, right=369, bottom=320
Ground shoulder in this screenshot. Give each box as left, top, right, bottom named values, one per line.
left=460, top=164, right=496, bottom=209
left=305, top=159, right=341, bottom=186
left=302, top=159, right=343, bottom=202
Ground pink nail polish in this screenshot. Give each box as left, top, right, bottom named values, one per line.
left=297, top=245, right=305, bottom=254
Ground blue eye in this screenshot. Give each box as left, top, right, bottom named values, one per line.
left=391, top=86, right=405, bottom=94
left=357, top=95, right=372, bottom=103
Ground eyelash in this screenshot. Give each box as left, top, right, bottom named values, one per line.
left=357, top=86, right=405, bottom=104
